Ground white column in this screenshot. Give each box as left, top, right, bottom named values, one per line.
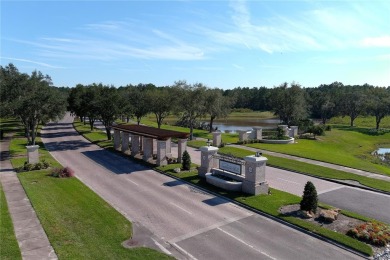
left=198, top=146, right=219, bottom=178
left=143, top=137, right=153, bottom=162
left=113, top=130, right=121, bottom=150
left=166, top=138, right=172, bottom=158
left=121, top=132, right=130, bottom=153
left=252, top=127, right=263, bottom=140
left=177, top=139, right=187, bottom=163
left=212, top=132, right=222, bottom=147
left=237, top=130, right=249, bottom=142
left=131, top=135, right=140, bottom=156
left=243, top=155, right=269, bottom=195
left=291, top=126, right=299, bottom=137
left=26, top=145, right=39, bottom=164
left=157, top=140, right=167, bottom=166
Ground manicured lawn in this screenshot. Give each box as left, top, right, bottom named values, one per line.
left=18, top=170, right=171, bottom=260
left=156, top=164, right=373, bottom=256
left=218, top=146, right=390, bottom=193
left=0, top=183, right=22, bottom=260
left=73, top=121, right=113, bottom=149
left=247, top=127, right=390, bottom=176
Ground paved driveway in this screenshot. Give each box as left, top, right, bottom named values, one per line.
left=41, top=114, right=362, bottom=259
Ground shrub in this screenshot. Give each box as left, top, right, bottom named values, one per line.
left=300, top=181, right=318, bottom=213
left=51, top=167, right=75, bottom=178
left=182, top=150, right=191, bottom=171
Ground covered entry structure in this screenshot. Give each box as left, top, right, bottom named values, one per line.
left=111, top=124, right=189, bottom=166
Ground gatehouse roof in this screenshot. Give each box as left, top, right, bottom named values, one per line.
left=111, top=124, right=189, bottom=140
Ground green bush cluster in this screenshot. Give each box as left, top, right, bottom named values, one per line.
left=347, top=222, right=390, bottom=246
left=237, top=139, right=262, bottom=145
left=17, top=160, right=50, bottom=172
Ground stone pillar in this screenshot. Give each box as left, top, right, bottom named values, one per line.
left=113, top=130, right=121, bottom=150
left=26, top=145, right=39, bottom=164
left=212, top=132, right=222, bottom=147
left=143, top=137, right=153, bottom=162
left=177, top=139, right=187, bottom=163
left=278, top=125, right=289, bottom=136
left=237, top=130, right=249, bottom=142
left=290, top=126, right=298, bottom=137
left=198, top=146, right=219, bottom=178
left=157, top=140, right=167, bottom=166
left=131, top=135, right=140, bottom=156
left=121, top=132, right=130, bottom=153
left=243, top=155, right=269, bottom=195
left=252, top=127, right=263, bottom=140
left=166, top=138, right=172, bottom=158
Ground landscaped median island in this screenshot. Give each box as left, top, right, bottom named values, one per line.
left=156, top=164, right=378, bottom=257
left=3, top=120, right=171, bottom=260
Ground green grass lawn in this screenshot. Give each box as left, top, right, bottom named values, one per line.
left=218, top=146, right=390, bottom=193
left=156, top=164, right=373, bottom=256
left=0, top=183, right=22, bottom=260
left=247, top=127, right=390, bottom=176
left=73, top=121, right=113, bottom=149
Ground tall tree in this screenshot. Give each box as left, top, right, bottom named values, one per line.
left=127, top=85, right=151, bottom=125
left=148, top=87, right=174, bottom=129
left=366, top=87, right=390, bottom=130
left=339, top=87, right=367, bottom=127
left=269, top=82, right=308, bottom=125
left=96, top=86, right=120, bottom=140
left=205, top=88, right=232, bottom=132
left=173, top=81, right=207, bottom=140
left=67, top=84, right=87, bottom=121
left=0, top=64, right=66, bottom=145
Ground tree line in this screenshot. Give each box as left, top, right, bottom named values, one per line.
left=1, top=63, right=389, bottom=144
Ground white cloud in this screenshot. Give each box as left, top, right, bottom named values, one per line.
left=361, top=36, right=390, bottom=48
left=0, top=56, right=63, bottom=68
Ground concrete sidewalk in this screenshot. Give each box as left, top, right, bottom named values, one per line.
left=0, top=136, right=57, bottom=260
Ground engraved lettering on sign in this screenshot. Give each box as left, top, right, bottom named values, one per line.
left=219, top=161, right=241, bottom=175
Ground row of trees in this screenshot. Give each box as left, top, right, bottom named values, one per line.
left=234, top=82, right=390, bottom=130
left=0, top=64, right=67, bottom=145
left=67, top=81, right=233, bottom=140
left=2, top=63, right=389, bottom=145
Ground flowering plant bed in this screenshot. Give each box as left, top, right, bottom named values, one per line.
left=347, top=222, right=390, bottom=247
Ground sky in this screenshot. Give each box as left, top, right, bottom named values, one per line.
left=1, top=0, right=390, bottom=89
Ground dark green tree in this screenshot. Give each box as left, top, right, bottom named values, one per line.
left=148, top=87, right=174, bottom=129
left=0, top=64, right=66, bottom=145
left=300, top=181, right=318, bottom=213
left=269, top=82, right=308, bottom=126
left=205, top=88, right=233, bottom=133
left=173, top=81, right=207, bottom=140
left=182, top=150, right=191, bottom=171
left=96, top=86, right=120, bottom=140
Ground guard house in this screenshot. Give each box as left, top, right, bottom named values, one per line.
left=111, top=124, right=189, bottom=166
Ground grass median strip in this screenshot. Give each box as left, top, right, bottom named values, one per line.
left=156, top=164, right=373, bottom=257
left=218, top=146, right=390, bottom=193
left=0, top=183, right=22, bottom=260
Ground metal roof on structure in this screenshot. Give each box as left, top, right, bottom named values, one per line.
left=111, top=124, right=189, bottom=140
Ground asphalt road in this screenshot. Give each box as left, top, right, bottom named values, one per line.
left=41, top=114, right=362, bottom=259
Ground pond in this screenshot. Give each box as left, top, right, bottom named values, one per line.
left=211, top=118, right=281, bottom=133
left=374, top=148, right=390, bottom=162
